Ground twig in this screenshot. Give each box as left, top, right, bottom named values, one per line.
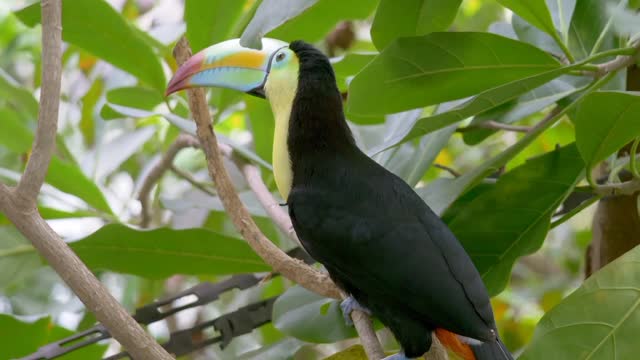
left=170, top=164, right=217, bottom=196
left=593, top=178, right=640, bottom=196
left=172, top=37, right=387, bottom=359
left=433, top=163, right=461, bottom=177
left=456, top=120, right=532, bottom=133
left=138, top=134, right=200, bottom=227
left=0, top=2, right=172, bottom=359
left=14, top=0, right=63, bottom=206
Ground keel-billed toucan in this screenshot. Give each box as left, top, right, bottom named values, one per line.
left=166, top=38, right=513, bottom=360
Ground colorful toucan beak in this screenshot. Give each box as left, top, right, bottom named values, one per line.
left=165, top=38, right=288, bottom=98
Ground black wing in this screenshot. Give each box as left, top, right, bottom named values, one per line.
left=288, top=166, right=496, bottom=341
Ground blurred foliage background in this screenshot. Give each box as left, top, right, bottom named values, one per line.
left=1, top=0, right=640, bottom=359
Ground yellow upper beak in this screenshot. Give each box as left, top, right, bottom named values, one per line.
left=165, top=38, right=288, bottom=97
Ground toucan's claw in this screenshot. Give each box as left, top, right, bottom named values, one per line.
left=340, top=296, right=371, bottom=326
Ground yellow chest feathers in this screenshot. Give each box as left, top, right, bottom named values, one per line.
left=264, top=61, right=299, bottom=200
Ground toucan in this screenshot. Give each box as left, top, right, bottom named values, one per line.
left=166, top=38, right=513, bottom=360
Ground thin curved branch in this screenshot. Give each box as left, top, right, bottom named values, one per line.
left=138, top=134, right=200, bottom=227
left=14, top=0, right=63, bottom=205
left=0, top=2, right=172, bottom=359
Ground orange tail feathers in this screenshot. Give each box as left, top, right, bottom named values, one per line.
left=435, top=328, right=476, bottom=360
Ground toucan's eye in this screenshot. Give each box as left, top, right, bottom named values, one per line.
left=275, top=52, right=286, bottom=62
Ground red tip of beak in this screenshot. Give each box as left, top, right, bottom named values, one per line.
left=165, top=52, right=205, bottom=97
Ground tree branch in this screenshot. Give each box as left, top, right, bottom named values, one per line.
left=170, top=164, right=217, bottom=196
left=594, top=178, right=640, bottom=196
left=0, top=2, right=173, bottom=359
left=138, top=134, right=200, bottom=227
left=14, top=0, right=63, bottom=206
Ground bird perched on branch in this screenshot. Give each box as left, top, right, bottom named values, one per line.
left=166, top=38, right=513, bottom=360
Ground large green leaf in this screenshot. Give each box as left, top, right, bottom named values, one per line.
left=240, top=0, right=318, bottom=49
left=106, top=86, right=164, bottom=111
left=347, top=32, right=561, bottom=115
left=15, top=0, right=166, bottom=91
left=568, top=0, right=618, bottom=59
left=497, top=0, right=557, bottom=39
left=370, top=0, right=463, bottom=50
left=0, top=68, right=38, bottom=120
left=520, top=244, right=640, bottom=360
left=546, top=0, right=576, bottom=42
left=575, top=91, right=640, bottom=167
left=46, top=156, right=113, bottom=215
left=70, top=224, right=269, bottom=278
left=0, top=226, right=41, bottom=291
left=245, top=95, right=275, bottom=164
left=185, top=0, right=247, bottom=52
left=368, top=66, right=571, bottom=153
left=0, top=107, right=33, bottom=153
left=268, top=0, right=377, bottom=43
left=332, top=53, right=376, bottom=94
left=272, top=285, right=358, bottom=343
left=446, top=144, right=584, bottom=294
left=0, top=315, right=106, bottom=359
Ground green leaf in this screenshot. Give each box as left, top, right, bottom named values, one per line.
left=369, top=66, right=571, bottom=152
left=332, top=53, right=375, bottom=93
left=347, top=32, right=561, bottom=116
left=324, top=345, right=368, bottom=359
left=446, top=144, right=584, bottom=294
left=568, top=0, right=618, bottom=59
left=0, top=315, right=106, bottom=359
left=185, top=0, right=248, bottom=52
left=240, top=0, right=318, bottom=49
left=15, top=0, right=166, bottom=91
left=80, top=78, right=103, bottom=146
left=70, top=224, right=269, bottom=278
left=246, top=95, right=275, bottom=163
left=0, top=226, right=41, bottom=291
left=88, top=126, right=156, bottom=180
left=237, top=338, right=305, bottom=360
left=371, top=0, right=463, bottom=50
left=273, top=285, right=358, bottom=343
left=47, top=156, right=113, bottom=215
left=106, top=86, right=164, bottom=111
left=497, top=0, right=557, bottom=38
left=546, top=0, right=576, bottom=41
left=520, top=244, right=640, bottom=360
left=0, top=107, right=33, bottom=153
left=268, top=0, right=377, bottom=43
left=575, top=91, right=640, bottom=168
left=0, top=68, right=38, bottom=120
left=512, top=14, right=562, bottom=56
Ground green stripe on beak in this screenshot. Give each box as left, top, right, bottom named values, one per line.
left=165, top=38, right=288, bottom=97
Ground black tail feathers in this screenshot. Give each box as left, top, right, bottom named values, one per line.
left=471, top=338, right=513, bottom=360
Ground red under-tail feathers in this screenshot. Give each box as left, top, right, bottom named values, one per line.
left=435, top=328, right=514, bottom=360
left=435, top=328, right=476, bottom=360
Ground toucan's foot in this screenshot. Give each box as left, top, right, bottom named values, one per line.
left=340, top=296, right=371, bottom=326
left=382, top=352, right=413, bottom=360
